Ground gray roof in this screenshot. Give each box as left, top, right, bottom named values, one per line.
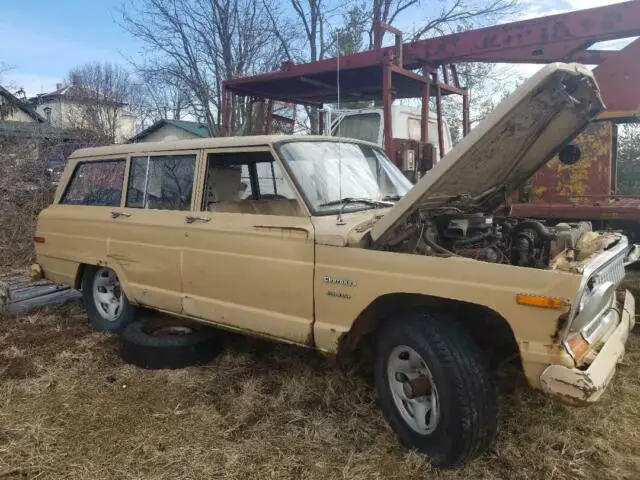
left=0, top=121, right=77, bottom=140
left=0, top=85, right=45, bottom=123
left=29, top=85, right=127, bottom=108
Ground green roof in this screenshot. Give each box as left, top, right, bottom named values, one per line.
left=129, top=119, right=211, bottom=142
left=165, top=120, right=210, bottom=137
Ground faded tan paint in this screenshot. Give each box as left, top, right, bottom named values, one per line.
left=181, top=211, right=315, bottom=344
left=36, top=132, right=632, bottom=406
left=311, top=230, right=581, bottom=388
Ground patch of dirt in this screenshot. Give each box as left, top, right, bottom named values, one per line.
left=0, top=302, right=639, bottom=479
left=0, top=356, right=39, bottom=380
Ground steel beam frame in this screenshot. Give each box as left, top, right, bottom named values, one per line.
left=224, top=1, right=640, bottom=93
left=221, top=1, right=640, bottom=145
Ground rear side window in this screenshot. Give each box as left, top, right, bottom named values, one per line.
left=126, top=154, right=196, bottom=211
left=61, top=160, right=125, bottom=206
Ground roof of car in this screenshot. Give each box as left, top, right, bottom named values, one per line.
left=69, top=134, right=376, bottom=159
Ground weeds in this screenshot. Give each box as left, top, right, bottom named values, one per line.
left=0, top=303, right=638, bottom=479
left=0, top=137, right=54, bottom=267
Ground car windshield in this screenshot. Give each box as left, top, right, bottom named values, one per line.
left=277, top=141, right=412, bottom=214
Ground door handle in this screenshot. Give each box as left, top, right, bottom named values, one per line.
left=111, top=211, right=131, bottom=219
left=185, top=216, right=211, bottom=224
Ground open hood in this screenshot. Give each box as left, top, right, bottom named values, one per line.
left=371, top=63, right=604, bottom=246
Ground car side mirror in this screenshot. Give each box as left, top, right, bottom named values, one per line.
left=559, top=143, right=581, bottom=165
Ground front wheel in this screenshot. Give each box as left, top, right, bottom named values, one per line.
left=374, top=310, right=497, bottom=467
left=82, top=266, right=136, bottom=332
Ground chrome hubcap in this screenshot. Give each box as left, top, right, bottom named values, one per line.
left=92, top=268, right=123, bottom=322
left=387, top=345, right=440, bottom=435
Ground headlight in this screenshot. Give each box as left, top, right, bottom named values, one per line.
left=564, top=281, right=618, bottom=365
left=570, top=281, right=616, bottom=333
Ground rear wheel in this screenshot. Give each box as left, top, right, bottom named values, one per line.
left=82, top=266, right=136, bottom=332
left=374, top=310, right=497, bottom=467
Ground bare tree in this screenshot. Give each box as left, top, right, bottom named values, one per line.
left=368, top=0, right=416, bottom=47
left=1, top=63, right=15, bottom=122
left=118, top=0, right=519, bottom=136
left=128, top=72, right=193, bottom=132
left=368, top=0, right=517, bottom=46
left=438, top=62, right=523, bottom=144
left=120, top=0, right=287, bottom=136
left=0, top=62, right=9, bottom=84
left=262, top=0, right=345, bottom=133
left=0, top=62, right=20, bottom=98
left=263, top=0, right=518, bottom=132
left=61, top=62, right=136, bottom=143
left=616, top=123, right=640, bottom=195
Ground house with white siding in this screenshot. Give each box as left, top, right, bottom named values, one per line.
left=29, top=83, right=136, bottom=143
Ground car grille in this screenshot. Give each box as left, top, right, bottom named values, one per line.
left=592, top=254, right=625, bottom=288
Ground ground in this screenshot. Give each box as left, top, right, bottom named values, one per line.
left=0, top=302, right=639, bottom=480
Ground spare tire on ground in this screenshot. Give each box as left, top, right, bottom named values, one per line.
left=120, top=316, right=221, bottom=369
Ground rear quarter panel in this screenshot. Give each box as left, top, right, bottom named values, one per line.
left=35, top=204, right=112, bottom=286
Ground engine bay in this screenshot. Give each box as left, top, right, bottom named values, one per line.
left=381, top=213, right=619, bottom=271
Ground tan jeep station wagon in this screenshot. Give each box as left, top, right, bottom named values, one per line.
left=35, top=64, right=635, bottom=466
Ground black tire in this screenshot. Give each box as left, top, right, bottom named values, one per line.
left=120, top=316, right=221, bottom=369
left=82, top=266, right=136, bottom=333
left=374, top=310, right=497, bottom=467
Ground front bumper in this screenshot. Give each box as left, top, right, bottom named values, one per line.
left=540, top=290, right=635, bottom=406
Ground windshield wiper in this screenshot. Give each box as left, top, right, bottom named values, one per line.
left=319, top=197, right=394, bottom=208
left=382, top=194, right=401, bottom=201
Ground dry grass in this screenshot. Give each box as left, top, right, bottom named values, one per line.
left=0, top=302, right=638, bottom=479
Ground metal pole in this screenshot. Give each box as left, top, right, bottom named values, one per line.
left=442, top=65, right=450, bottom=85
left=395, top=34, right=403, bottom=66
left=266, top=100, right=273, bottom=134
left=291, top=103, right=298, bottom=134
left=318, top=108, right=325, bottom=135
left=374, top=21, right=382, bottom=49
left=421, top=66, right=430, bottom=145
left=463, top=92, right=470, bottom=136
left=230, top=92, right=236, bottom=135
left=246, top=98, right=254, bottom=135
left=221, top=87, right=228, bottom=136
left=436, top=83, right=445, bottom=159
left=450, top=64, right=461, bottom=88
left=382, top=64, right=394, bottom=161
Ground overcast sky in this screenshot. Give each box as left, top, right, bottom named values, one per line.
left=0, top=0, right=634, bottom=97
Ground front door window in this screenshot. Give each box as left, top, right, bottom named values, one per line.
left=203, top=151, right=301, bottom=216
